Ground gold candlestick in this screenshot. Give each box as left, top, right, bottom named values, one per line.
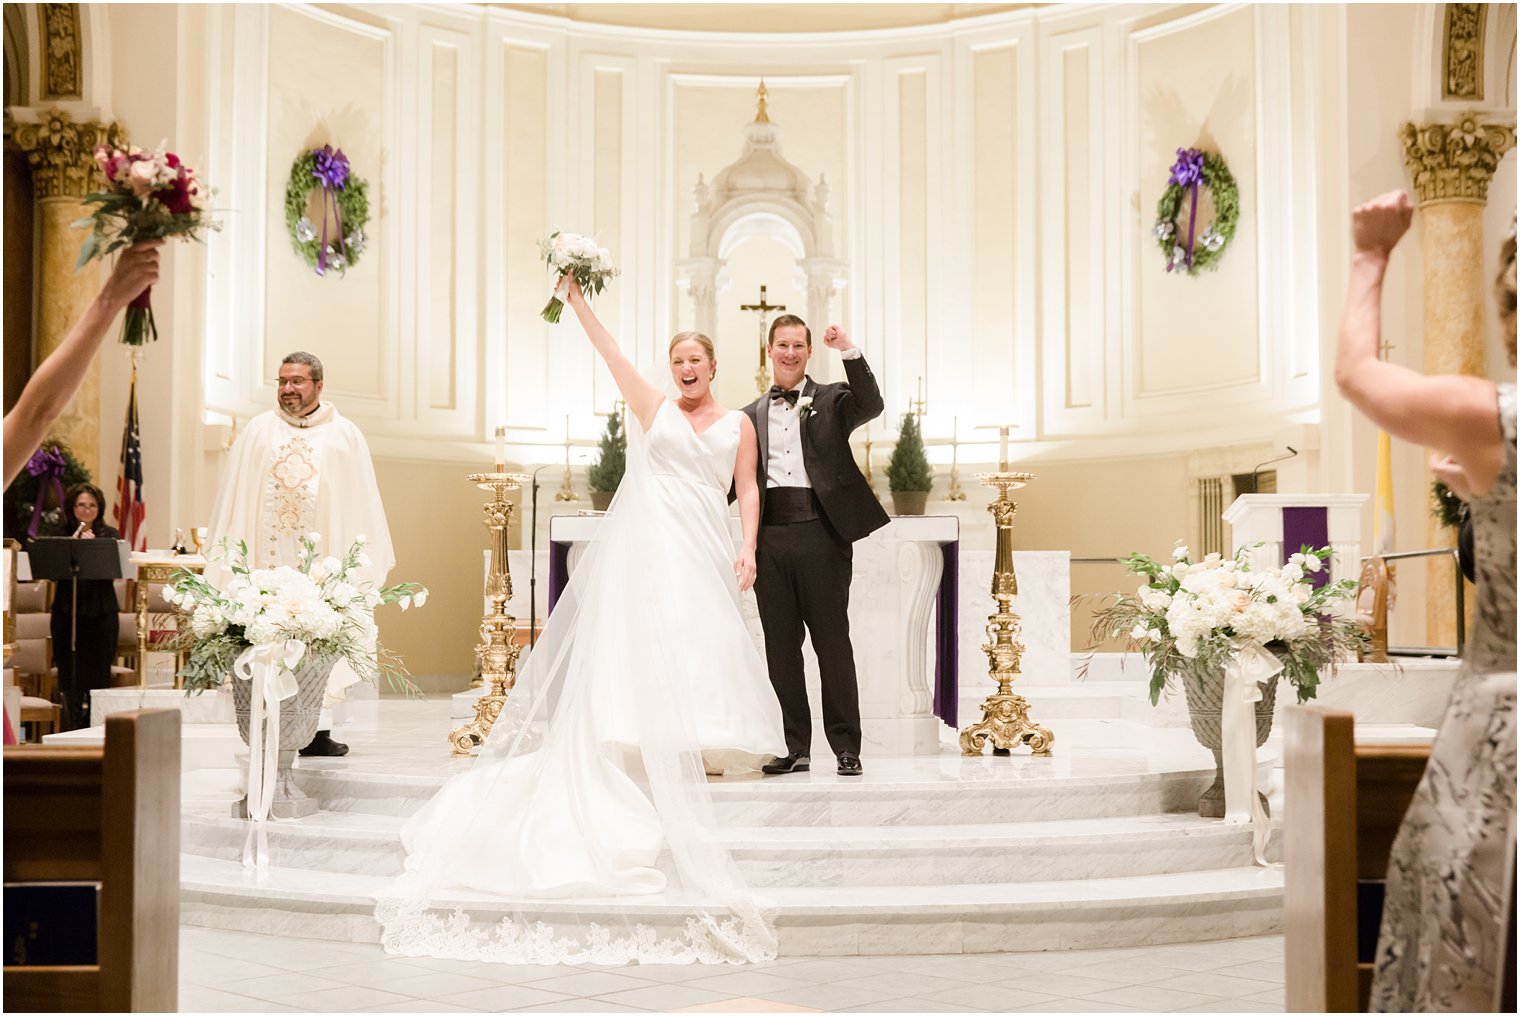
left=959, top=471, right=1054, bottom=757
left=450, top=470, right=530, bottom=756
left=945, top=415, right=967, bottom=501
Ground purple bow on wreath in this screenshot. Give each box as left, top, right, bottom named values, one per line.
left=1168, top=148, right=1206, bottom=273
left=310, top=145, right=350, bottom=277
left=24, top=446, right=67, bottom=539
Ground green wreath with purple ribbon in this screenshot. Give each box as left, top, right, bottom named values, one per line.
left=1153, top=148, right=1238, bottom=277
left=284, top=145, right=370, bottom=277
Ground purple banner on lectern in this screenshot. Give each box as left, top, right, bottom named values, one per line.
left=1281, top=506, right=1330, bottom=589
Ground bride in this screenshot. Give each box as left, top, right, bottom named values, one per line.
left=375, top=276, right=787, bottom=965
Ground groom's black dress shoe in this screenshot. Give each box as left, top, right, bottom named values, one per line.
left=300, top=730, right=349, bottom=757
left=836, top=753, right=863, bottom=776
left=762, top=753, right=810, bottom=775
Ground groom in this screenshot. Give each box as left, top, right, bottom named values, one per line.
left=744, top=315, right=888, bottom=777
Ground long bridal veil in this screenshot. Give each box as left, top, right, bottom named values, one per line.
left=374, top=399, right=779, bottom=965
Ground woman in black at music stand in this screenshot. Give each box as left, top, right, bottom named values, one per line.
left=46, top=483, right=120, bottom=729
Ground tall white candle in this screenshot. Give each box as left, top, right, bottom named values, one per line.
left=494, top=425, right=505, bottom=469
left=999, top=426, right=1009, bottom=471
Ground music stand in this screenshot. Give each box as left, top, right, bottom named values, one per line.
left=27, top=537, right=129, bottom=726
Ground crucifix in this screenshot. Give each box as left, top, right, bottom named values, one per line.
left=555, top=413, right=577, bottom=502
left=945, top=415, right=967, bottom=500
left=909, top=376, right=928, bottom=418
left=740, top=284, right=786, bottom=395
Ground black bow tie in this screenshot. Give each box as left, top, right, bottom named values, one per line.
left=769, top=386, right=800, bottom=406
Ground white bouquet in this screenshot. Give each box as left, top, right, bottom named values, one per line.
left=540, top=231, right=617, bottom=323
left=164, top=534, right=426, bottom=693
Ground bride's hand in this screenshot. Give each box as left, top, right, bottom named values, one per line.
left=562, top=273, right=585, bottom=306
left=735, top=547, right=757, bottom=592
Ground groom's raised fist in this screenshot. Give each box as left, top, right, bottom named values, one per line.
left=822, top=325, right=854, bottom=352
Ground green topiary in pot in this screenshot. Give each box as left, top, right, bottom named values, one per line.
left=887, top=412, right=932, bottom=515
left=586, top=412, right=627, bottom=510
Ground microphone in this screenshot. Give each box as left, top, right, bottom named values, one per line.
left=528, top=463, right=554, bottom=650
left=1250, top=446, right=1298, bottom=493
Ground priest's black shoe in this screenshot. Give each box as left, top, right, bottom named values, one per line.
left=761, top=753, right=810, bottom=775
left=836, top=753, right=863, bottom=776
left=300, top=730, right=349, bottom=757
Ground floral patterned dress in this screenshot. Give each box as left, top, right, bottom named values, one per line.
left=1370, top=383, right=1517, bottom=1012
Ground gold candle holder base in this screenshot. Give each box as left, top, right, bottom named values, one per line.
left=959, top=471, right=1054, bottom=758
left=451, top=471, right=530, bottom=757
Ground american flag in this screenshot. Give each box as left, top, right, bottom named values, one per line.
left=115, top=371, right=147, bottom=551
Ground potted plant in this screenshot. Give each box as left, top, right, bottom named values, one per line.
left=1087, top=542, right=1365, bottom=817
left=165, top=534, right=424, bottom=819
left=887, top=412, right=933, bottom=515
left=587, top=412, right=627, bottom=512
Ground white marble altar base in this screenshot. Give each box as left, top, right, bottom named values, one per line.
left=91, top=685, right=233, bottom=726
left=550, top=514, right=959, bottom=757
left=957, top=549, right=1071, bottom=692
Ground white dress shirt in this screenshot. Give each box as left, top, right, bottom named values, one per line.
left=766, top=378, right=811, bottom=489
left=765, top=350, right=861, bottom=489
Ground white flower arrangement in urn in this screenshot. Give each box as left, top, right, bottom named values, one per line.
left=1088, top=541, right=1367, bottom=705
left=165, top=533, right=425, bottom=694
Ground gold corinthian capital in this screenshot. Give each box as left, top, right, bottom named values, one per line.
left=1399, top=112, right=1516, bottom=207
left=8, top=109, right=127, bottom=200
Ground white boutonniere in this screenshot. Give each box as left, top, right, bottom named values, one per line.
left=795, top=395, right=814, bottom=422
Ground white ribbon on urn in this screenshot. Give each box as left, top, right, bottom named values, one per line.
left=234, top=638, right=306, bottom=869
left=1220, top=640, right=1279, bottom=867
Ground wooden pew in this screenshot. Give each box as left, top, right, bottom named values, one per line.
left=1284, top=706, right=1430, bottom=1012
left=4, top=708, right=181, bottom=1012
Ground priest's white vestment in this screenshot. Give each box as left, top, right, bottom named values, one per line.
left=206, top=401, right=395, bottom=703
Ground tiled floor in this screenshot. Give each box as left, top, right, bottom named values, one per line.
left=178, top=925, right=1286, bottom=1013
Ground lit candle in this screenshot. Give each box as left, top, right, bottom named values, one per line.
left=494, top=424, right=505, bottom=470
left=999, top=426, right=1009, bottom=472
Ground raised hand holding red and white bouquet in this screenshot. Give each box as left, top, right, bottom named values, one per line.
left=76, top=144, right=221, bottom=345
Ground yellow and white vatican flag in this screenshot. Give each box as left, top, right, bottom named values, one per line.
left=234, top=639, right=305, bottom=869
left=1221, top=642, right=1281, bottom=866
left=1373, top=430, right=1395, bottom=555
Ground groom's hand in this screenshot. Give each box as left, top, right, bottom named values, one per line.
left=822, top=324, right=856, bottom=354
left=735, top=547, right=757, bottom=592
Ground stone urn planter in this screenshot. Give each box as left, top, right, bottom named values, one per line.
left=890, top=490, right=930, bottom=516
left=589, top=489, right=614, bottom=512
left=230, top=654, right=334, bottom=820
left=1177, top=665, right=1278, bottom=819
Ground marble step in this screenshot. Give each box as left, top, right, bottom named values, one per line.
left=286, top=747, right=1270, bottom=826
left=180, top=808, right=1282, bottom=885
left=44, top=722, right=244, bottom=772
left=179, top=854, right=1284, bottom=954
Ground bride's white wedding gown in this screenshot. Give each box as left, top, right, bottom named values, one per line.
left=376, top=400, right=786, bottom=965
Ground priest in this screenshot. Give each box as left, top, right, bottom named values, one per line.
left=205, top=351, right=395, bottom=756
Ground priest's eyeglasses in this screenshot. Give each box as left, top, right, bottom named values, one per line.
left=275, top=377, right=314, bottom=389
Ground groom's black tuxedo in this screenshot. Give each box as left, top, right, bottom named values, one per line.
left=740, top=354, right=889, bottom=759
left=743, top=356, right=891, bottom=544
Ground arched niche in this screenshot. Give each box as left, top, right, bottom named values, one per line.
left=675, top=81, right=848, bottom=393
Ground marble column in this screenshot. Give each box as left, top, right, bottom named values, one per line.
left=1400, top=111, right=1515, bottom=647
left=675, top=256, right=720, bottom=344
left=8, top=110, right=127, bottom=478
